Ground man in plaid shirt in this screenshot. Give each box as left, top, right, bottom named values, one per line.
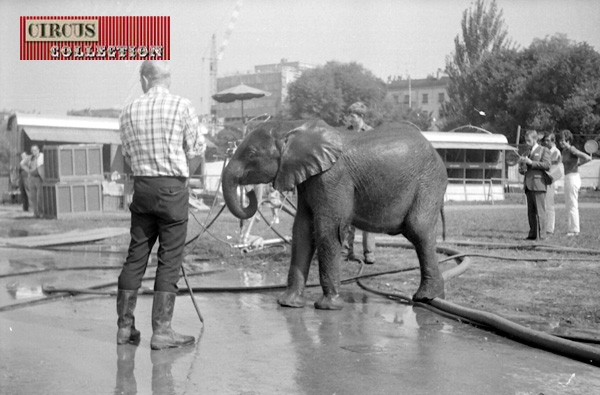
left=116, top=60, right=205, bottom=350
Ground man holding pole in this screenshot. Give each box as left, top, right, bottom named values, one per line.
left=117, top=60, right=205, bottom=350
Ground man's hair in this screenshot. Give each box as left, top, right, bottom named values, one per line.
left=348, top=101, right=367, bottom=117
left=140, top=60, right=171, bottom=82
left=543, top=132, right=555, bottom=143
left=525, top=129, right=538, bottom=139
left=559, top=129, right=574, bottom=144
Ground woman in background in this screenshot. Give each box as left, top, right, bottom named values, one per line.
left=557, top=129, right=592, bottom=236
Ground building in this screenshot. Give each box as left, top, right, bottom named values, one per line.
left=5, top=113, right=127, bottom=185
left=387, top=76, right=450, bottom=130
left=214, top=59, right=315, bottom=122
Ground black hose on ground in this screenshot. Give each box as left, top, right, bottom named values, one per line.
left=355, top=241, right=600, bottom=367
left=3, top=214, right=599, bottom=366
left=0, top=269, right=225, bottom=312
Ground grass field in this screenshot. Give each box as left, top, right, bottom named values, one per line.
left=2, top=196, right=599, bottom=336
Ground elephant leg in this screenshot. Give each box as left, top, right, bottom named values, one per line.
left=314, top=223, right=345, bottom=310
left=277, top=195, right=315, bottom=308
left=405, top=225, right=445, bottom=302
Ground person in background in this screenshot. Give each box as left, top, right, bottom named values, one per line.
left=19, top=152, right=30, bottom=212
left=268, top=185, right=282, bottom=225
left=557, top=129, right=592, bottom=236
left=518, top=130, right=551, bottom=240
left=341, top=101, right=376, bottom=264
left=541, top=132, right=562, bottom=235
left=117, top=60, right=206, bottom=350
left=27, top=145, right=44, bottom=218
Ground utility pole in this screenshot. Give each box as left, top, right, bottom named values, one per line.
left=209, top=34, right=217, bottom=122
left=408, top=73, right=412, bottom=109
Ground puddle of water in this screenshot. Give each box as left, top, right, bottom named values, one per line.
left=5, top=283, right=44, bottom=299
left=8, top=229, right=30, bottom=238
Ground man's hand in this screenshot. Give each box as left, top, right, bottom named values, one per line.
left=517, top=156, right=532, bottom=166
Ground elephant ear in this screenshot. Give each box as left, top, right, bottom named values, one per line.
left=274, top=119, right=344, bottom=191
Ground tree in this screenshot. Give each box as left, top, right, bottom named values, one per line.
left=287, top=61, right=386, bottom=126
left=457, top=48, right=526, bottom=141
left=513, top=35, right=600, bottom=142
left=443, top=0, right=514, bottom=130
left=378, top=96, right=433, bottom=131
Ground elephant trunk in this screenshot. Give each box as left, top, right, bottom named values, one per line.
left=222, top=162, right=258, bottom=220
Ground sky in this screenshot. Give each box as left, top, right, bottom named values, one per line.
left=1, top=0, right=599, bottom=116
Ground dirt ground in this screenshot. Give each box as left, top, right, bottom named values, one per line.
left=1, top=199, right=599, bottom=340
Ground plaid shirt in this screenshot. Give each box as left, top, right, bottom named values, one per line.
left=120, top=86, right=205, bottom=177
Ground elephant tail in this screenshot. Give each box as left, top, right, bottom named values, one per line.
left=440, top=205, right=446, bottom=241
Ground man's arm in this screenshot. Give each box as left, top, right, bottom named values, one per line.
left=20, top=156, right=30, bottom=173
left=530, top=147, right=551, bottom=171
left=182, top=104, right=207, bottom=176
left=37, top=153, right=45, bottom=180
left=570, top=146, right=592, bottom=165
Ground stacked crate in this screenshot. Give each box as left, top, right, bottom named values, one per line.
left=42, top=144, right=104, bottom=218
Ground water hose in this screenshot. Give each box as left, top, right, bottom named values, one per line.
left=355, top=241, right=600, bottom=367
left=4, top=186, right=600, bottom=366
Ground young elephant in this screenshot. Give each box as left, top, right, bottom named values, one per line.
left=222, top=119, right=447, bottom=310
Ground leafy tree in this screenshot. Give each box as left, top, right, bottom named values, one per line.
left=378, top=96, right=433, bottom=130
left=456, top=49, right=525, bottom=141
left=562, top=80, right=600, bottom=142
left=287, top=61, right=386, bottom=126
left=443, top=0, right=600, bottom=147
left=513, top=35, right=600, bottom=142
left=443, top=0, right=514, bottom=130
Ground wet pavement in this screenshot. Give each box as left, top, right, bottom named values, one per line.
left=1, top=247, right=600, bottom=394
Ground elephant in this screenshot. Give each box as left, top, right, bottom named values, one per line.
left=222, top=119, right=448, bottom=310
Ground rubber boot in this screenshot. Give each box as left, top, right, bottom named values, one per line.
left=150, top=291, right=195, bottom=350
left=116, top=289, right=141, bottom=345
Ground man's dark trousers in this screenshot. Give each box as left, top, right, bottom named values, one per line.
left=118, top=176, right=188, bottom=293
left=525, top=187, right=546, bottom=239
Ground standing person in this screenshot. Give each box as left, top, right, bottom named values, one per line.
left=341, top=101, right=376, bottom=264
left=268, top=185, right=282, bottom=224
left=557, top=129, right=592, bottom=236
left=518, top=130, right=551, bottom=240
left=27, top=145, right=44, bottom=218
left=19, top=152, right=30, bottom=212
left=541, top=132, right=562, bottom=235
left=117, top=60, right=206, bottom=350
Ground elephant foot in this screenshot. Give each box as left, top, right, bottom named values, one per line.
left=314, top=294, right=344, bottom=310
left=412, top=279, right=445, bottom=303
left=277, top=290, right=307, bottom=308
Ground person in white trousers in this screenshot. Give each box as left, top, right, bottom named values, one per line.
left=557, top=129, right=592, bottom=236
left=541, top=132, right=562, bottom=234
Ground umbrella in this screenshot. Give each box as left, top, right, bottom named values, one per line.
left=212, top=83, right=271, bottom=124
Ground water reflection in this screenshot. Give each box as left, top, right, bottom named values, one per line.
left=8, top=228, right=29, bottom=237
left=114, top=331, right=202, bottom=395
left=114, top=344, right=138, bottom=395
left=151, top=346, right=195, bottom=395
left=5, top=283, right=44, bottom=299
left=282, top=296, right=382, bottom=394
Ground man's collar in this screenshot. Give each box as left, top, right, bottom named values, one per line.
left=147, top=86, right=169, bottom=94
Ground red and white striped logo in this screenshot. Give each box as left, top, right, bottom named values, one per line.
left=20, top=16, right=170, bottom=60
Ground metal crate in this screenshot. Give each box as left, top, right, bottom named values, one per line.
left=43, top=144, right=104, bottom=183
left=42, top=181, right=102, bottom=218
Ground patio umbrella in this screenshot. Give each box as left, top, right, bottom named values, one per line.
left=212, top=83, right=271, bottom=124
